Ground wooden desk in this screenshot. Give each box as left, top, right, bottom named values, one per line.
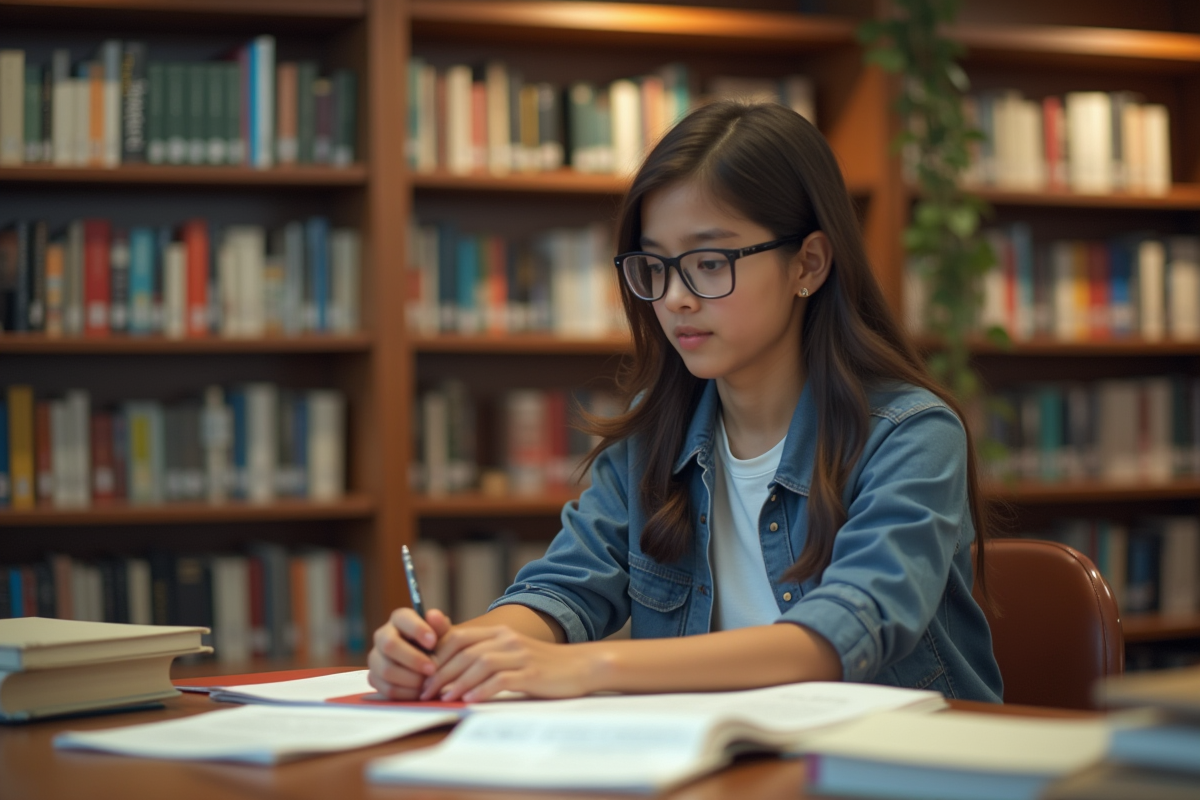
left=1, top=673, right=1090, bottom=800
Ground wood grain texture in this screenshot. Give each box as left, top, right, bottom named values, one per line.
left=0, top=496, right=375, bottom=526
left=0, top=334, right=373, bottom=354
left=0, top=164, right=367, bottom=186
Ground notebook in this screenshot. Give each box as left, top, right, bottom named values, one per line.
left=800, top=710, right=1110, bottom=800
left=367, top=681, right=947, bottom=793
left=54, top=704, right=459, bottom=764
left=1095, top=665, right=1200, bottom=719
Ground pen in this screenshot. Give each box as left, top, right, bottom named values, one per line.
left=401, top=544, right=426, bottom=620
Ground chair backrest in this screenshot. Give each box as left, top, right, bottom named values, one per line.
left=972, top=538, right=1124, bottom=710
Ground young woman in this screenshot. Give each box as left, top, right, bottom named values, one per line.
left=369, top=101, right=1003, bottom=705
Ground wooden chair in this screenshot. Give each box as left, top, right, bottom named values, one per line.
left=972, top=538, right=1124, bottom=710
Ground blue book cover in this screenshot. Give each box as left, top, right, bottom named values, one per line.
left=437, top=221, right=457, bottom=332
left=9, top=567, right=23, bottom=618
left=228, top=388, right=247, bottom=500
left=1126, top=531, right=1161, bottom=614
left=305, top=217, right=331, bottom=331
left=456, top=234, right=480, bottom=332
left=1037, top=386, right=1064, bottom=482
left=1010, top=222, right=1034, bottom=338
left=343, top=552, right=365, bottom=653
left=0, top=398, right=9, bottom=507
left=1108, top=240, right=1134, bottom=337
left=128, top=227, right=155, bottom=334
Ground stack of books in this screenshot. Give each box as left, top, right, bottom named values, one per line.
left=1046, top=666, right=1200, bottom=798
left=0, top=616, right=208, bottom=721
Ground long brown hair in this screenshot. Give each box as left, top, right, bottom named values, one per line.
left=585, top=100, right=991, bottom=595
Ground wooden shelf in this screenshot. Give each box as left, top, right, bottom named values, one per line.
left=0, top=164, right=367, bottom=187
left=966, top=184, right=1200, bottom=210
left=1122, top=613, right=1200, bottom=643
left=0, top=333, right=373, bottom=355
left=953, top=22, right=1200, bottom=73
left=0, top=0, right=364, bottom=20
left=410, top=1, right=856, bottom=51
left=915, top=335, right=1200, bottom=357
left=412, top=333, right=631, bottom=356
left=984, top=479, right=1200, bottom=505
left=412, top=169, right=874, bottom=198
left=0, top=495, right=375, bottom=527
left=411, top=490, right=580, bottom=517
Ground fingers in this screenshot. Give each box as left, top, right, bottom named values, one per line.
left=419, top=627, right=514, bottom=700
left=367, top=648, right=424, bottom=699
left=389, top=607, right=440, bottom=654
left=426, top=608, right=453, bottom=638
left=439, top=649, right=526, bottom=702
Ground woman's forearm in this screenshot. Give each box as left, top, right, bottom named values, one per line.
left=456, top=603, right=567, bottom=643
left=586, top=623, right=842, bottom=694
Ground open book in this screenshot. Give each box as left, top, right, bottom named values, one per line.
left=366, top=682, right=946, bottom=793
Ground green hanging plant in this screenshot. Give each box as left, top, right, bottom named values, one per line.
left=858, top=0, right=1010, bottom=458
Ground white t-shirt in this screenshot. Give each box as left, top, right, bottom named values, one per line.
left=709, top=413, right=785, bottom=631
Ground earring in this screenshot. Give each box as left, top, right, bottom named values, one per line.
left=800, top=287, right=809, bottom=298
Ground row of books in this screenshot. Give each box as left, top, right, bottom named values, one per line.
left=906, top=229, right=1200, bottom=342
left=0, top=217, right=360, bottom=337
left=406, top=220, right=624, bottom=338
left=1027, top=515, right=1199, bottom=616
left=0, top=41, right=357, bottom=169
left=0, top=383, right=346, bottom=510
left=405, top=58, right=814, bottom=177
left=415, top=382, right=621, bottom=497
left=409, top=537, right=548, bottom=623
left=0, top=546, right=366, bottom=664
left=958, top=90, right=1172, bottom=194
left=984, top=376, right=1200, bottom=485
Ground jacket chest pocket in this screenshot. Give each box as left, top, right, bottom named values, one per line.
left=628, top=552, right=691, bottom=638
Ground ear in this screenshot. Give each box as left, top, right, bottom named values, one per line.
left=791, top=231, right=833, bottom=299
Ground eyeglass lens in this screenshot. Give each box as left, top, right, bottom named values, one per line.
left=623, top=251, right=733, bottom=300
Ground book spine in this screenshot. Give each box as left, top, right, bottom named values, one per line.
left=83, top=219, right=111, bottom=336
left=305, top=217, right=330, bottom=331
left=34, top=400, right=53, bottom=506
left=186, top=62, right=206, bottom=165
left=276, top=62, right=298, bottom=165
left=101, top=40, right=121, bottom=167
left=51, top=50, right=73, bottom=165
left=165, top=62, right=186, bottom=164
left=121, top=42, right=147, bottom=163
left=43, top=241, right=64, bottom=338
left=23, top=63, right=42, bottom=163
left=0, top=49, right=24, bottom=165
left=296, top=61, right=316, bottom=164
left=108, top=230, right=130, bottom=333
left=86, top=61, right=103, bottom=166
left=127, top=227, right=154, bottom=334
left=307, top=389, right=344, bottom=500
left=183, top=219, right=209, bottom=337
left=332, top=69, right=356, bottom=166
left=0, top=399, right=9, bottom=508
left=29, top=220, right=47, bottom=331
left=253, top=35, right=274, bottom=169
left=313, top=77, right=332, bottom=163
left=146, top=62, right=165, bottom=164
left=205, top=62, right=226, bottom=165
left=227, top=61, right=243, bottom=165
left=162, top=240, right=186, bottom=339
left=91, top=411, right=116, bottom=503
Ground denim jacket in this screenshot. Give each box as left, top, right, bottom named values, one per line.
left=492, top=379, right=1004, bottom=702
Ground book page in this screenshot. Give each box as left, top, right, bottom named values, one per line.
left=471, top=681, right=946, bottom=737
left=54, top=705, right=459, bottom=765
left=367, top=710, right=718, bottom=792
left=208, top=669, right=375, bottom=703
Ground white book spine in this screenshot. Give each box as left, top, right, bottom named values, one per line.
left=1142, top=103, right=1171, bottom=195
left=485, top=61, right=511, bottom=175
left=1166, top=236, right=1200, bottom=340
left=422, top=389, right=450, bottom=496
left=445, top=65, right=473, bottom=175
left=1159, top=517, right=1199, bottom=615
left=305, top=550, right=337, bottom=660
left=73, top=76, right=90, bottom=165
left=1051, top=241, right=1075, bottom=341
left=1122, top=103, right=1145, bottom=191
left=330, top=228, right=360, bottom=333
left=610, top=78, right=642, bottom=178
left=67, top=390, right=91, bottom=507
left=163, top=241, right=187, bottom=339
left=126, top=558, right=153, bottom=625
left=51, top=50, right=74, bottom=165
left=453, top=540, right=505, bottom=622
left=213, top=556, right=252, bottom=664
left=203, top=385, right=232, bottom=503
left=416, top=63, right=439, bottom=173
left=232, top=226, right=266, bottom=337
left=1066, top=92, right=1112, bottom=193
left=1137, top=239, right=1166, bottom=341
left=51, top=400, right=72, bottom=508
left=413, top=540, right=450, bottom=616
left=1141, top=377, right=1173, bottom=483
left=218, top=234, right=239, bottom=337
left=307, top=389, right=345, bottom=501
left=1096, top=380, right=1139, bottom=482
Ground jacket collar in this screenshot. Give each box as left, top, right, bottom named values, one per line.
left=672, top=379, right=818, bottom=496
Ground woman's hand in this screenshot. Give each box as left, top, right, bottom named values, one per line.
left=419, top=625, right=602, bottom=703
left=367, top=607, right=453, bottom=700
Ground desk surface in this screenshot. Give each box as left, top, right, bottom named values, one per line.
left=1, top=671, right=1090, bottom=800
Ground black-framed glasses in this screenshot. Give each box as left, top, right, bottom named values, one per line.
left=614, top=234, right=806, bottom=302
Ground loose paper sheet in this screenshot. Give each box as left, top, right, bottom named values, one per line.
left=54, top=704, right=459, bottom=765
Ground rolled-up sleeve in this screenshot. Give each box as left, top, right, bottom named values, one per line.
left=778, top=405, right=970, bottom=682
left=488, top=438, right=634, bottom=643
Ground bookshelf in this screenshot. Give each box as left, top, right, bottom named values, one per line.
left=0, top=0, right=407, bottom=669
